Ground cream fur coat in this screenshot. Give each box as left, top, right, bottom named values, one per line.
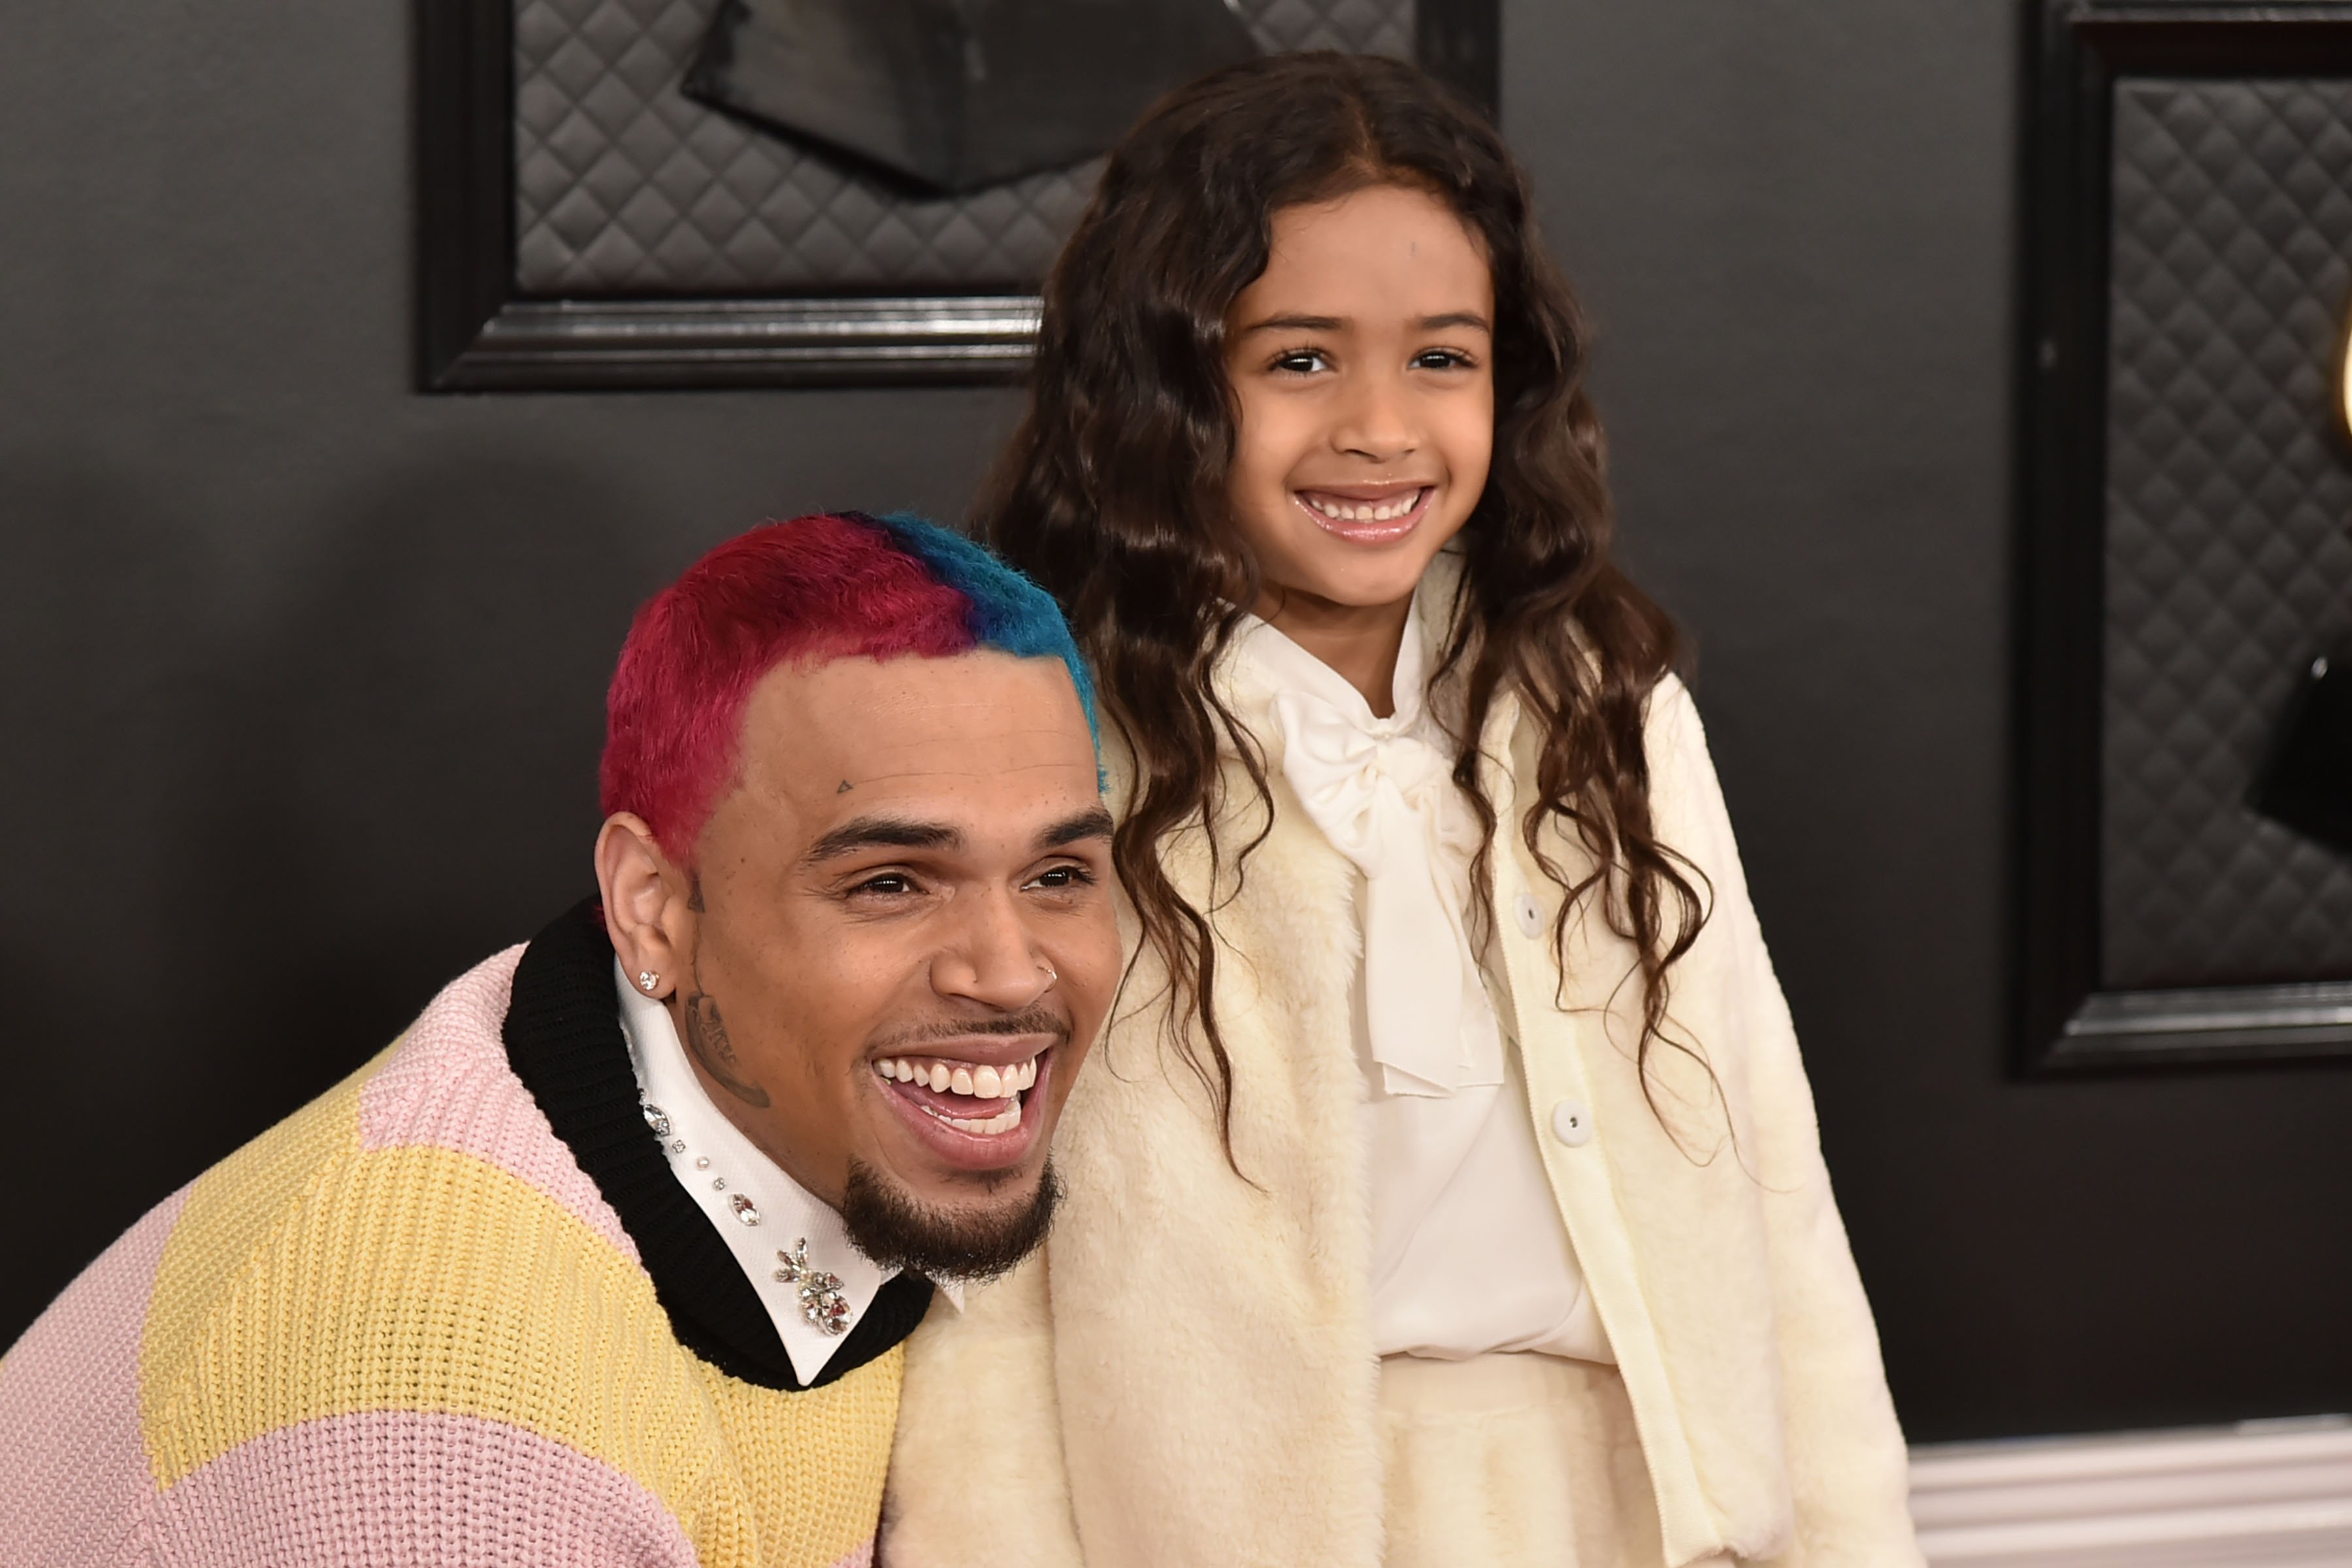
left=885, top=595, right=1923, bottom=1568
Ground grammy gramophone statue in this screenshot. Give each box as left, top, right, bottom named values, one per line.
left=2256, top=648, right=2352, bottom=858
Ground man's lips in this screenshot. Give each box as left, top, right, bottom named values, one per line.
left=1293, top=484, right=1434, bottom=542
left=870, top=1045, right=1054, bottom=1171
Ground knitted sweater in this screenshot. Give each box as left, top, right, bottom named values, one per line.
left=0, top=902, right=928, bottom=1568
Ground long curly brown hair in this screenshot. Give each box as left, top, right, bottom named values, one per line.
left=978, top=52, right=1710, bottom=1165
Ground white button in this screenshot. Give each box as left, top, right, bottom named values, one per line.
left=1514, top=888, right=1544, bottom=939
left=1550, top=1100, right=1593, bottom=1147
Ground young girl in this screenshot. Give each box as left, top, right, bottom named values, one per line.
left=887, top=52, right=1922, bottom=1568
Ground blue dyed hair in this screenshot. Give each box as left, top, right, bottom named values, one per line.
left=860, top=511, right=1102, bottom=752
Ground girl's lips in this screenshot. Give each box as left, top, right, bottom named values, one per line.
left=1292, top=485, right=1433, bottom=545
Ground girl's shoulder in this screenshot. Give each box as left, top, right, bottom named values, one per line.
left=1634, top=673, right=1750, bottom=891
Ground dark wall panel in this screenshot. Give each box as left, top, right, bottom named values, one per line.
left=2100, top=77, right=2352, bottom=992
left=1508, top=1, right=2352, bottom=1441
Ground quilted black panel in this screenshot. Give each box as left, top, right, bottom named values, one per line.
left=2102, top=78, right=2352, bottom=990
left=514, top=0, right=1414, bottom=295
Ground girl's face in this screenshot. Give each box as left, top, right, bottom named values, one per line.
left=1222, top=182, right=1495, bottom=618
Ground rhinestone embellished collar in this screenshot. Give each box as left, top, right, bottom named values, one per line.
left=639, top=1098, right=769, bottom=1230
left=638, top=1097, right=852, bottom=1336
left=612, top=960, right=958, bottom=1380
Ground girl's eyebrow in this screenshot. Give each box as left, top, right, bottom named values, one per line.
left=1240, top=312, right=1345, bottom=335
left=1237, top=310, right=1492, bottom=336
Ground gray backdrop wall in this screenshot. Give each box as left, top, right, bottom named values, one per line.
left=3, top=0, right=2346, bottom=1443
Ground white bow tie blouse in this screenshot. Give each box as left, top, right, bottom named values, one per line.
left=1232, top=596, right=1611, bottom=1365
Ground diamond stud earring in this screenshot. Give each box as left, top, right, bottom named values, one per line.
left=638, top=971, right=660, bottom=993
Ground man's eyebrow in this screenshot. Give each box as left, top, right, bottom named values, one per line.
left=801, top=815, right=962, bottom=865
left=1038, top=806, right=1116, bottom=850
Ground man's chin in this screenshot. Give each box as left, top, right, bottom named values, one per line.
left=840, top=1156, right=1061, bottom=1284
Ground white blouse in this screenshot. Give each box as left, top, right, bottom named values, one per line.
left=1230, top=599, right=1611, bottom=1365
left=614, top=963, right=960, bottom=1384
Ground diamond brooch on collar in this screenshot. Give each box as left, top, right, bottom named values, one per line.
left=775, top=1238, right=852, bottom=1335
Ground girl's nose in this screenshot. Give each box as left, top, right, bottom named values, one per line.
left=1331, top=372, right=1418, bottom=462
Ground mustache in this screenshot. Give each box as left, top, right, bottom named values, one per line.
left=872, top=1008, right=1072, bottom=1052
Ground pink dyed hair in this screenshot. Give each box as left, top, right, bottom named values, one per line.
left=599, top=513, right=976, bottom=860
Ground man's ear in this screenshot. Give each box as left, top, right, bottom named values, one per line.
left=596, top=813, right=694, bottom=1000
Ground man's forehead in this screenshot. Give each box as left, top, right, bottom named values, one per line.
left=742, top=649, right=1096, bottom=801
left=759, top=647, right=1084, bottom=730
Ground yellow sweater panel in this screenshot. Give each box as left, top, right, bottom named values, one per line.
left=138, top=1044, right=900, bottom=1568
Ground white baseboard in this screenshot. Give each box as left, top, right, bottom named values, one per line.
left=1910, top=1416, right=2352, bottom=1567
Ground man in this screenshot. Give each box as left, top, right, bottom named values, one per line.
left=0, top=512, right=1119, bottom=1568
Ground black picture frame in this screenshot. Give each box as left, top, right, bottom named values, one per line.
left=416, top=0, right=1501, bottom=391
left=2016, top=0, right=2352, bottom=1073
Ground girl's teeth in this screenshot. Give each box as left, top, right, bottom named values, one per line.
left=1309, top=491, right=1417, bottom=522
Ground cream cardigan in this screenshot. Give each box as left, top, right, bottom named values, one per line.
left=885, top=619, right=1923, bottom=1568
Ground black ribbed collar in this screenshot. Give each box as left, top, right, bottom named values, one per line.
left=502, top=899, right=934, bottom=1391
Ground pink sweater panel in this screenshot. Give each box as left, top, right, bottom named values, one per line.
left=0, top=950, right=707, bottom=1568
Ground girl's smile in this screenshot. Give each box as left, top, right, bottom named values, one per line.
left=1293, top=482, right=1436, bottom=544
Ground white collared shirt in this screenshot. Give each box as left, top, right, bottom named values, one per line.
left=613, top=962, right=960, bottom=1385
left=1230, top=594, right=1612, bottom=1366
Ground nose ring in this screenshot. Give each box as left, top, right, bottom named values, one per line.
left=1038, top=961, right=1058, bottom=984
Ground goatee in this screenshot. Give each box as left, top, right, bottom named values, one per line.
left=840, top=1157, right=1062, bottom=1283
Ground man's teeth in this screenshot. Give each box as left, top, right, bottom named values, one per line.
left=940, top=1098, right=1023, bottom=1135
left=1305, top=489, right=1422, bottom=522
left=871, top=1054, right=1039, bottom=1136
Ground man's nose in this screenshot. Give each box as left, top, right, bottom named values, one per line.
left=928, top=887, right=1053, bottom=1010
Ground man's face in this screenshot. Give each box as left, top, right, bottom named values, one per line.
left=668, top=650, right=1116, bottom=1276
